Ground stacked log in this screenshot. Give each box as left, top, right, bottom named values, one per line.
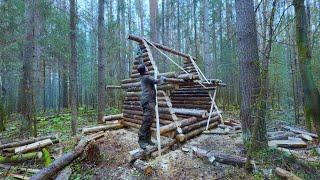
left=120, top=36, right=223, bottom=143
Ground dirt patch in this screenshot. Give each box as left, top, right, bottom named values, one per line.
left=77, top=128, right=250, bottom=179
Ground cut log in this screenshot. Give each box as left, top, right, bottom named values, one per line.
left=268, top=139, right=307, bottom=148
left=133, top=159, right=153, bottom=176
left=177, top=74, right=195, bottom=80
left=103, top=114, right=123, bottom=122
left=297, top=134, right=313, bottom=141
left=172, top=108, right=208, bottom=118
left=183, top=121, right=219, bottom=141
left=159, top=117, right=198, bottom=134
left=55, top=166, right=72, bottom=180
left=165, top=78, right=185, bottom=83
left=129, top=139, right=177, bottom=163
left=82, top=123, right=124, bottom=134
left=182, top=116, right=220, bottom=134
left=191, top=146, right=248, bottom=167
left=128, top=35, right=195, bottom=59
left=105, top=85, right=122, bottom=89
left=0, top=164, right=40, bottom=173
left=7, top=173, right=30, bottom=180
left=123, top=112, right=173, bottom=122
left=30, top=132, right=105, bottom=180
left=282, top=125, right=318, bottom=138
left=0, top=152, right=43, bottom=164
left=267, top=131, right=285, bottom=137
left=274, top=167, right=302, bottom=180
left=268, top=132, right=296, bottom=140
left=0, top=135, right=57, bottom=150
left=15, top=139, right=53, bottom=154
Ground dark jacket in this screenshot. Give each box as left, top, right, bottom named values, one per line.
left=140, top=75, right=160, bottom=105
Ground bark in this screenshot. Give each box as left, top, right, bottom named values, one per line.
left=172, top=108, right=208, bottom=118
left=103, top=114, right=123, bottom=122
left=21, top=0, right=37, bottom=136
left=81, top=123, right=124, bottom=134
left=0, top=152, right=43, bottom=164
left=14, top=139, right=53, bottom=154
left=235, top=0, right=261, bottom=143
left=293, top=0, right=320, bottom=138
left=98, top=0, right=106, bottom=123
left=69, top=0, right=78, bottom=136
left=202, top=0, right=210, bottom=77
left=252, top=0, right=277, bottom=151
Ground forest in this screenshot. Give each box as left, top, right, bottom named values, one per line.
left=0, top=0, right=320, bottom=179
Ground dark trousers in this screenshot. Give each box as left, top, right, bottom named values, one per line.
left=138, top=102, right=155, bottom=142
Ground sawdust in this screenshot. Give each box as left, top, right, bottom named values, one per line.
left=83, top=128, right=250, bottom=179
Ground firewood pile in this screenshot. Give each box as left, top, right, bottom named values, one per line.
left=118, top=35, right=225, bottom=144
left=0, top=134, right=60, bottom=179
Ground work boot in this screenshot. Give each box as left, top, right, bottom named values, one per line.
left=146, top=138, right=155, bottom=146
left=146, top=132, right=155, bottom=146
left=138, top=139, right=148, bottom=150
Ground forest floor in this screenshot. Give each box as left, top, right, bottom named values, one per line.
left=1, top=109, right=320, bottom=179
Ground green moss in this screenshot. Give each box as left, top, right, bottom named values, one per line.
left=42, top=148, right=53, bottom=167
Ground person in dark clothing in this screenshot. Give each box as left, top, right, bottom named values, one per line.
left=137, top=64, right=166, bottom=149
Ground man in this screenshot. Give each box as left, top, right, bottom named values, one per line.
left=137, top=64, right=166, bottom=149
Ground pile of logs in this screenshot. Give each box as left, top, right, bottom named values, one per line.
left=0, top=134, right=60, bottom=179
left=267, top=125, right=318, bottom=149
left=120, top=35, right=224, bottom=144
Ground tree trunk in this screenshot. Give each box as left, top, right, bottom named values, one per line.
left=235, top=0, right=261, bottom=143
left=202, top=0, right=210, bottom=77
left=21, top=0, right=37, bottom=137
left=235, top=0, right=263, bottom=172
left=293, top=0, right=320, bottom=138
left=253, top=0, right=277, bottom=151
left=98, top=0, right=106, bottom=123
left=69, top=0, right=78, bottom=136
